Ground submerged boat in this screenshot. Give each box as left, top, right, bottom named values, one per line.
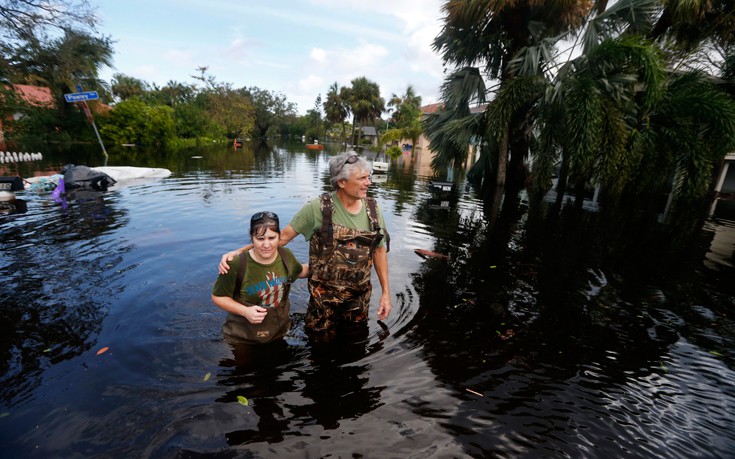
left=372, top=160, right=389, bottom=173
left=372, top=152, right=389, bottom=173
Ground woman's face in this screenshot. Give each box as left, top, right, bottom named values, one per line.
left=252, top=228, right=280, bottom=260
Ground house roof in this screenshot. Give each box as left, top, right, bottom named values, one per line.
left=8, top=84, right=55, bottom=108
left=421, top=103, right=443, bottom=114
left=420, top=102, right=488, bottom=115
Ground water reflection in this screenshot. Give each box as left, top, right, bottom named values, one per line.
left=215, top=331, right=386, bottom=446
left=216, top=341, right=299, bottom=445
left=406, top=178, right=735, bottom=455
left=0, top=141, right=733, bottom=457
left=0, top=190, right=125, bottom=404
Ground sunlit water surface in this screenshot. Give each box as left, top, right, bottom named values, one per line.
left=1, top=143, right=734, bottom=458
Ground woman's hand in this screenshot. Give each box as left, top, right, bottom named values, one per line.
left=218, top=250, right=243, bottom=275
left=242, top=305, right=268, bottom=324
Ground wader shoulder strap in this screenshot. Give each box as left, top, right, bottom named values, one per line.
left=233, top=248, right=293, bottom=302
left=320, top=193, right=334, bottom=252
left=366, top=197, right=390, bottom=252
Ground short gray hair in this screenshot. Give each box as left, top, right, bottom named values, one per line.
left=328, top=152, right=371, bottom=189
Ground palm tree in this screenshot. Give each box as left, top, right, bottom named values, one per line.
left=111, top=73, right=148, bottom=101
left=648, top=0, right=735, bottom=53
left=387, top=85, right=422, bottom=130
left=8, top=29, right=113, bottom=114
left=346, top=76, right=384, bottom=150
left=323, top=82, right=349, bottom=146
left=422, top=67, right=488, bottom=174
left=430, top=0, right=597, bottom=194
left=382, top=84, right=423, bottom=153
left=523, top=3, right=735, bottom=218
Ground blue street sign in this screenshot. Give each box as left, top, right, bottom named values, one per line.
left=64, top=91, right=99, bottom=102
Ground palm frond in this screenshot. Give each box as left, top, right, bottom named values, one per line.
left=583, top=0, right=658, bottom=52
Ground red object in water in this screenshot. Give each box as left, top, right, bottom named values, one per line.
left=414, top=248, right=449, bottom=260
left=306, top=144, right=324, bottom=150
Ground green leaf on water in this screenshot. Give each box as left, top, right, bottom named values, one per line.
left=0, top=412, right=9, bottom=418
left=709, top=350, right=723, bottom=357
left=237, top=395, right=249, bottom=406
left=490, top=266, right=496, bottom=269
left=203, top=372, right=211, bottom=382
left=43, top=348, right=52, bottom=353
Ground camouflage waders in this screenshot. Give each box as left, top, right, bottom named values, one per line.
left=305, top=193, right=385, bottom=336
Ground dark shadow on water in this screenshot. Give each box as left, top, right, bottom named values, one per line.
left=215, top=328, right=386, bottom=446
left=406, top=186, right=735, bottom=457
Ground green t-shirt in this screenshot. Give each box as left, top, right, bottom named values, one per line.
left=212, top=248, right=302, bottom=308
left=290, top=192, right=387, bottom=247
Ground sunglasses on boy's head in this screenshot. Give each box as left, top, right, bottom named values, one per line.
left=251, top=211, right=279, bottom=224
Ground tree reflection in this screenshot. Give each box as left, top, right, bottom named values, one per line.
left=0, top=193, right=126, bottom=404
left=404, top=183, right=735, bottom=455
left=215, top=333, right=386, bottom=445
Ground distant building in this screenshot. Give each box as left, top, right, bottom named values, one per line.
left=360, top=126, right=378, bottom=146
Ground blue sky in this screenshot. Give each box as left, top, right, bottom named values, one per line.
left=92, top=0, right=447, bottom=115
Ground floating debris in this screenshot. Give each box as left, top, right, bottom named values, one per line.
left=414, top=248, right=449, bottom=260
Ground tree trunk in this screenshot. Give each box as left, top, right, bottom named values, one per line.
left=555, top=151, right=570, bottom=208
left=356, top=123, right=363, bottom=151
left=350, top=115, right=357, bottom=148
left=507, top=133, right=529, bottom=198
left=496, top=126, right=509, bottom=191
left=341, top=120, right=347, bottom=149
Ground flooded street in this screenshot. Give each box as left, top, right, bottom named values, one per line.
left=1, top=142, right=734, bottom=458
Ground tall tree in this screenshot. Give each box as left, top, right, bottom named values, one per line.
left=382, top=84, right=423, bottom=151
left=323, top=82, right=350, bottom=146
left=387, top=84, right=422, bottom=130
left=312, top=93, right=322, bottom=140
left=111, top=73, right=148, bottom=101
left=346, top=76, right=384, bottom=149
left=430, top=0, right=602, bottom=193
left=4, top=29, right=113, bottom=118
left=146, top=80, right=196, bottom=107
left=244, top=86, right=297, bottom=141
left=192, top=67, right=255, bottom=138
left=0, top=0, right=97, bottom=41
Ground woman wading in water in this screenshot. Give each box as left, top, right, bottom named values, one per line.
left=212, top=211, right=308, bottom=344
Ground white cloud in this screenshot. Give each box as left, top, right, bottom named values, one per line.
left=310, top=48, right=327, bottom=63
left=162, top=49, right=195, bottom=67
left=298, top=75, right=325, bottom=94
left=95, top=0, right=448, bottom=114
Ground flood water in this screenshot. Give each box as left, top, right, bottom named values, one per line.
left=1, top=141, right=734, bottom=458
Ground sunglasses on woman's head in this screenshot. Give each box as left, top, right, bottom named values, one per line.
left=251, top=211, right=279, bottom=224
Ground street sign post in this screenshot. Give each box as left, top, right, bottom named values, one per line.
left=64, top=91, right=99, bottom=103
left=64, top=85, right=108, bottom=164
